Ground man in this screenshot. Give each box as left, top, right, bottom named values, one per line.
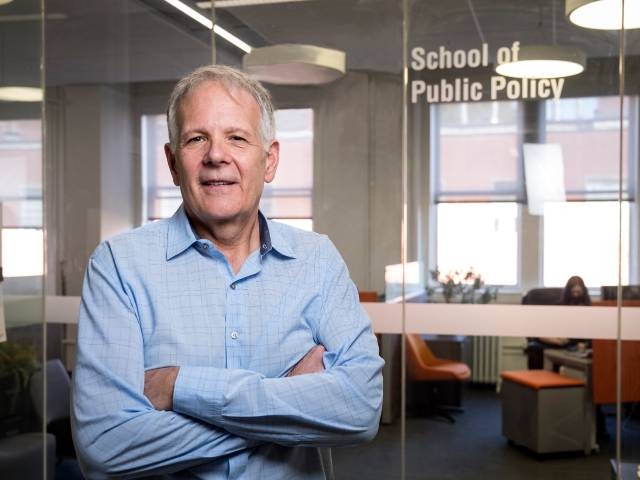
left=71, top=65, right=384, bottom=479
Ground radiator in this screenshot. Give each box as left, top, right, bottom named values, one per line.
left=471, top=336, right=501, bottom=384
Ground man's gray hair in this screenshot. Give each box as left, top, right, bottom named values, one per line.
left=166, top=64, right=275, bottom=151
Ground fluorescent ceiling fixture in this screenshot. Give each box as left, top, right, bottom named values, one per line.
left=0, top=87, right=43, bottom=102
left=566, top=0, right=640, bottom=30
left=495, top=45, right=586, bottom=79
left=0, top=13, right=67, bottom=23
left=244, top=44, right=346, bottom=85
left=161, top=0, right=252, bottom=53
left=197, top=0, right=311, bottom=7
left=0, top=0, right=13, bottom=5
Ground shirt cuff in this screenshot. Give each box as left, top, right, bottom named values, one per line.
left=173, top=366, right=231, bottom=422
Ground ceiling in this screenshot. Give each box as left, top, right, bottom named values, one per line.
left=1, top=0, right=638, bottom=86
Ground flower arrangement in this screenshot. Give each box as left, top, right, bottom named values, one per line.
left=430, top=267, right=498, bottom=303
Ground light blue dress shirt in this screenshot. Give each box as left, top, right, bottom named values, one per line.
left=71, top=206, right=384, bottom=479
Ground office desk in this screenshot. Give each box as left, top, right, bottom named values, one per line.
left=544, top=349, right=597, bottom=453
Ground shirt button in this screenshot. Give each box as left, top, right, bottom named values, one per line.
left=230, top=283, right=236, bottom=290
left=230, top=331, right=238, bottom=339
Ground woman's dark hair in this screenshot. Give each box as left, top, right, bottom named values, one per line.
left=561, top=275, right=591, bottom=305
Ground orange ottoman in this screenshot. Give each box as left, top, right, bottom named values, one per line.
left=500, top=370, right=587, bottom=454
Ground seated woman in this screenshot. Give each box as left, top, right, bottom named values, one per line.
left=528, top=276, right=591, bottom=368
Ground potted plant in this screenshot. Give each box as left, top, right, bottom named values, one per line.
left=0, top=341, right=38, bottom=435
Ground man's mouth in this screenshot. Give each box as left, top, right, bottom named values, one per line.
left=201, top=180, right=236, bottom=186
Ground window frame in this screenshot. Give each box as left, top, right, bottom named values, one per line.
left=429, top=95, right=640, bottom=293
left=430, top=100, right=525, bottom=290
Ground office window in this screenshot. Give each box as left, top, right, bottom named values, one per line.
left=1, top=229, right=44, bottom=277
left=545, top=96, right=633, bottom=200
left=142, top=108, right=313, bottom=230
left=260, top=109, right=313, bottom=231
left=141, top=114, right=180, bottom=221
left=0, top=119, right=43, bottom=277
left=434, top=101, right=521, bottom=286
left=543, top=201, right=629, bottom=287
left=542, top=96, right=635, bottom=287
left=437, top=203, right=519, bottom=286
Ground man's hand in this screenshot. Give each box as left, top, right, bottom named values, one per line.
left=287, top=345, right=326, bottom=377
left=144, top=366, right=179, bottom=411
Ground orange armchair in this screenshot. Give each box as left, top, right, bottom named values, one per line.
left=406, top=334, right=471, bottom=422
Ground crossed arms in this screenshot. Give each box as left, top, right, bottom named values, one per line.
left=71, top=241, right=384, bottom=479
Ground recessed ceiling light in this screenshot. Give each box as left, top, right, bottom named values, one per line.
left=0, top=87, right=43, bottom=102
left=495, top=45, right=586, bottom=79
left=566, top=0, right=640, bottom=30
left=0, top=13, right=67, bottom=23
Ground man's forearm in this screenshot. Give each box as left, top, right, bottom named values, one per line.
left=73, top=407, right=257, bottom=479
left=143, top=346, right=325, bottom=411
left=172, top=362, right=382, bottom=447
left=169, top=327, right=383, bottom=448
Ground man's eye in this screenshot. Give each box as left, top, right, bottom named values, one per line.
left=187, top=136, right=205, bottom=144
left=230, top=135, right=247, bottom=143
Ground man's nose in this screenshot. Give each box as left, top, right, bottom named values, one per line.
left=204, top=137, right=228, bottom=164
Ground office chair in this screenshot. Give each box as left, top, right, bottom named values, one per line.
left=0, top=432, right=56, bottom=480
left=30, top=359, right=76, bottom=461
left=405, top=334, right=471, bottom=422
left=521, top=288, right=564, bottom=369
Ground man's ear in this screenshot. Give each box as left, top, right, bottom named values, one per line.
left=264, top=140, right=279, bottom=184
left=165, top=143, right=180, bottom=187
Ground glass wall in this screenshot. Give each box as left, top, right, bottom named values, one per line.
left=0, top=0, right=49, bottom=478
left=42, top=0, right=404, bottom=479
left=404, top=1, right=637, bottom=479
left=2, top=0, right=636, bottom=478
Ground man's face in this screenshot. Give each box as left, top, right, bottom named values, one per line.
left=165, top=81, right=279, bottom=229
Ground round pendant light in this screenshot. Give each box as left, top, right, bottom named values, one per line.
left=0, top=86, right=42, bottom=102
left=243, top=44, right=346, bottom=85
left=495, top=45, right=586, bottom=79
left=566, top=0, right=640, bottom=30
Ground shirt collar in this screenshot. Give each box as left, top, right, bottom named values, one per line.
left=166, top=205, right=198, bottom=260
left=259, top=212, right=296, bottom=259
left=166, top=205, right=296, bottom=260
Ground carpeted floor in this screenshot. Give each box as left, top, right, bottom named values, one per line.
left=332, top=386, right=626, bottom=480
